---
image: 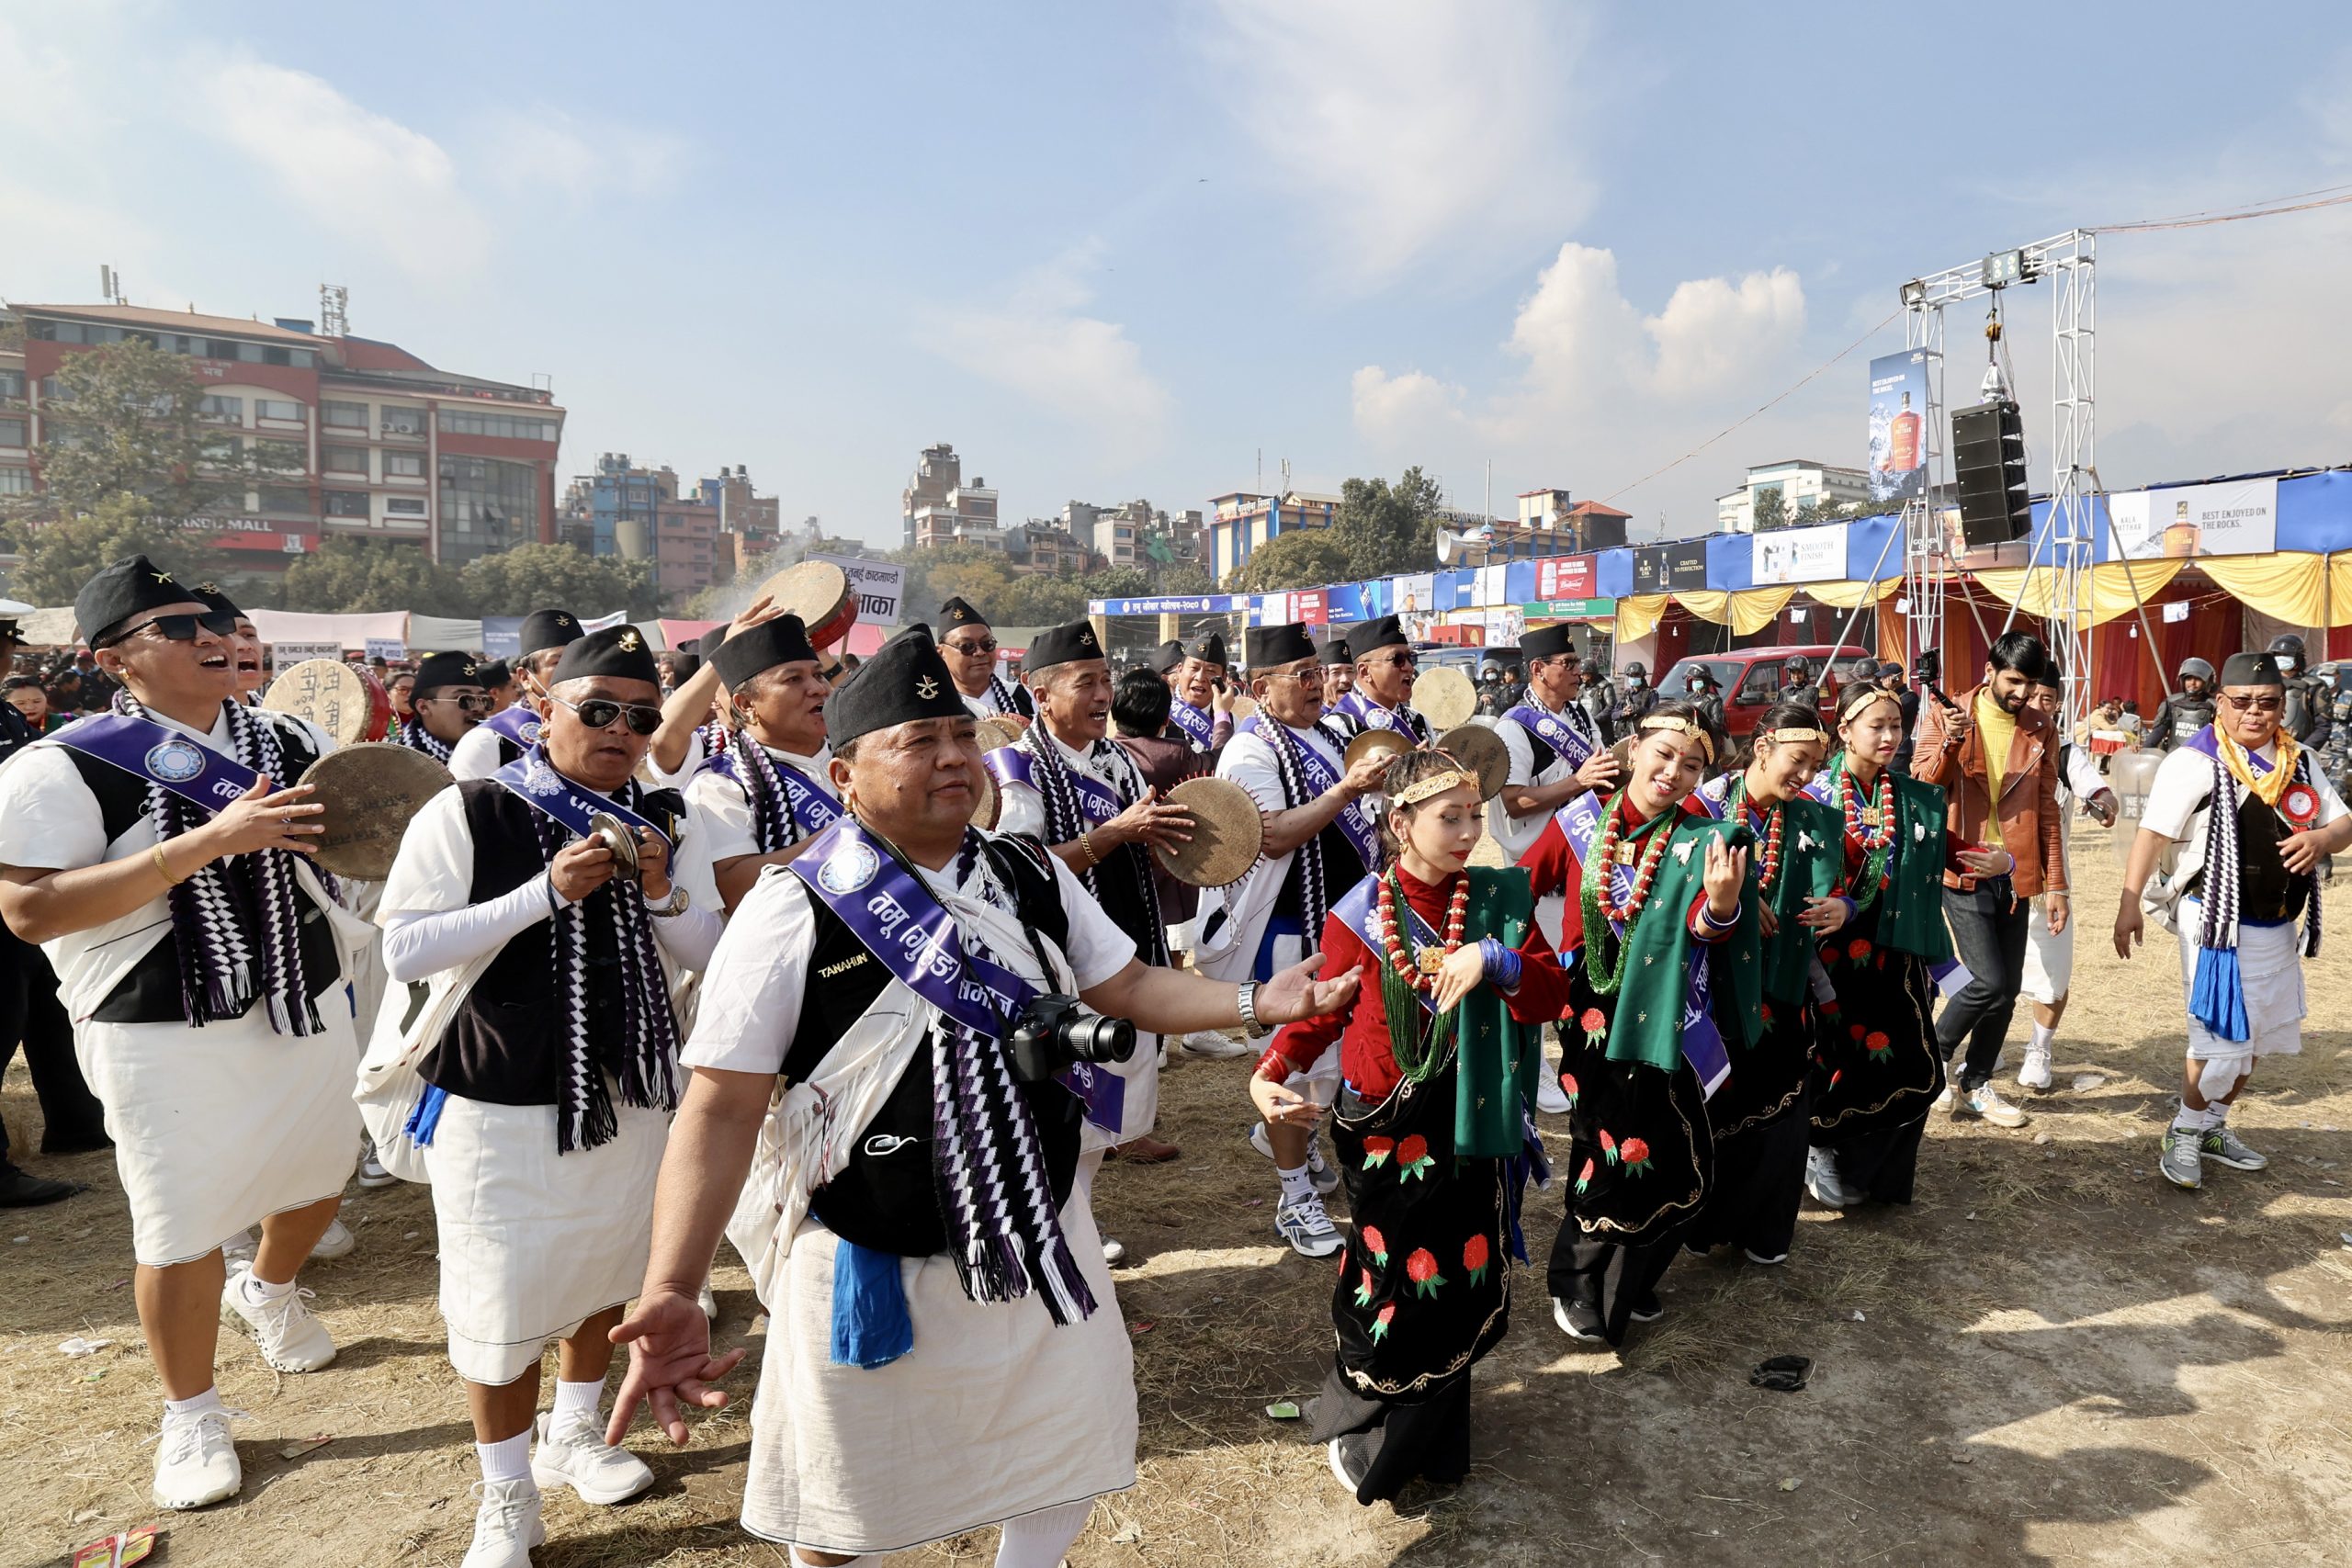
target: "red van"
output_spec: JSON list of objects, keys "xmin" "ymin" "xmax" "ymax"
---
[{"xmin": 1657, "ymin": 643, "xmax": 1877, "ymax": 740}]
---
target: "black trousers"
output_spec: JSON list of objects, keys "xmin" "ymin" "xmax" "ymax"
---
[
  {"xmin": 1936, "ymin": 880, "xmax": 2031, "ymax": 1089},
  {"xmin": 1815, "ymin": 1116, "xmax": 1928, "ymax": 1205},
  {"xmin": 1544, "ymin": 1224, "xmax": 1689, "ymax": 1348},
  {"xmin": 1309, "ymin": 1362, "xmax": 1473, "ymax": 1504},
  {"xmin": 1689, "ymin": 1102, "xmax": 1808, "ymax": 1261},
  {"xmin": 0, "ymin": 926, "xmax": 102, "ymax": 1169}
]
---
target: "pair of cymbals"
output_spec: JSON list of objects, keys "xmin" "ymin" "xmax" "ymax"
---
[{"xmin": 1339, "ymin": 722, "xmax": 1509, "ymax": 801}]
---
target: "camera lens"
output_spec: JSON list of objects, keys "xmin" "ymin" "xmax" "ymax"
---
[{"xmin": 1057, "ymin": 1012, "xmax": 1136, "ymax": 1066}]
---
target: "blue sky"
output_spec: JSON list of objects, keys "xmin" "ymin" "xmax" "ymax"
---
[{"xmin": 7, "ymin": 2, "xmax": 2352, "ymax": 551}]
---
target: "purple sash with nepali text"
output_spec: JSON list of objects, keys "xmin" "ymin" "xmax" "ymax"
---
[
  {"xmin": 48, "ymin": 713, "xmax": 262, "ymax": 813},
  {"xmin": 1236, "ymin": 716, "xmax": 1379, "ymax": 871}
]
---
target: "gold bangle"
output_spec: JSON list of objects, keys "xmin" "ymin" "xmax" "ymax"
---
[
  {"xmin": 150, "ymin": 843, "xmax": 183, "ymax": 886},
  {"xmin": 1080, "ymin": 830, "xmax": 1099, "ymax": 867}
]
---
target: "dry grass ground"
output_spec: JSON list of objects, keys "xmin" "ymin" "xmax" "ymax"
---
[{"xmin": 6, "ymin": 824, "xmax": 2352, "ymax": 1566}]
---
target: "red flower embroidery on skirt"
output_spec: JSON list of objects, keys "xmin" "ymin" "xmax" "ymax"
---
[
  {"xmin": 1406, "ymin": 1247, "xmax": 1447, "ymax": 1299},
  {"xmin": 1579, "ymin": 1007, "xmax": 1608, "ymax": 1048},
  {"xmin": 1620, "ymin": 1135, "xmax": 1652, "ymax": 1173},
  {"xmin": 1361, "ymin": 1135, "xmax": 1395, "ymax": 1170},
  {"xmin": 1575, "ymin": 1156, "xmax": 1595, "ymax": 1195},
  {"xmin": 1360, "ymin": 1225, "xmax": 1389, "ymax": 1267},
  {"xmin": 1599, "ymin": 1128, "xmax": 1620, "ymax": 1166},
  {"xmin": 1396, "ymin": 1134, "xmax": 1435, "ymax": 1182},
  {"xmin": 1463, "ymin": 1233, "xmax": 1491, "ymax": 1287}
]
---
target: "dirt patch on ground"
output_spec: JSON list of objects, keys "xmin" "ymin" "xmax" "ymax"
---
[{"xmin": 6, "ymin": 828, "xmax": 2351, "ymax": 1566}]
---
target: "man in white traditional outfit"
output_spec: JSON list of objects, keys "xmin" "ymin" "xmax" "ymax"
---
[
  {"xmin": 681, "ymin": 613, "xmax": 840, "ymax": 914},
  {"xmin": 1487, "ymin": 622, "xmax": 1620, "ymax": 1113},
  {"xmin": 1324, "ymin": 615, "xmax": 1432, "ymax": 744},
  {"xmin": 2116, "ymin": 650, "xmax": 2352, "ymax": 1190},
  {"xmin": 939, "ymin": 595, "xmax": 1035, "ymax": 723},
  {"xmin": 1162, "ymin": 630, "xmax": 1236, "ymax": 755},
  {"xmin": 600, "ymin": 626, "xmax": 1356, "ymax": 1568},
  {"xmin": 1193, "ymin": 624, "xmax": 1389, "ymax": 1257},
  {"xmin": 448, "ymin": 607, "xmax": 585, "ymax": 782},
  {"xmin": 371, "ymin": 624, "xmax": 722, "ymax": 1568},
  {"xmin": 0, "ymin": 556, "xmax": 363, "ymax": 1511},
  {"xmin": 640, "ymin": 596, "xmax": 792, "ymax": 790},
  {"xmin": 2015, "ymin": 658, "xmax": 2120, "ymax": 1093},
  {"xmin": 989, "ymin": 620, "xmax": 1194, "ymax": 1174},
  {"xmin": 395, "ymin": 650, "xmax": 489, "ymax": 766}
]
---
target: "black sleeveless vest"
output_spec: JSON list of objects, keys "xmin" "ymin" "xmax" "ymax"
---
[
  {"xmin": 65, "ymin": 716, "xmax": 340, "ymax": 1024},
  {"xmin": 781, "ymin": 833, "xmax": 1085, "ymax": 1258},
  {"xmin": 415, "ymin": 777, "xmax": 684, "ymax": 1105}
]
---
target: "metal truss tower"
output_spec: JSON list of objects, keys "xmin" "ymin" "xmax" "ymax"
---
[{"xmin": 1895, "ymin": 229, "xmax": 2097, "ymax": 728}]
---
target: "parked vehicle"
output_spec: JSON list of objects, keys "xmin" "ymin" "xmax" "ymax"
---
[{"xmin": 1657, "ymin": 642, "xmax": 1874, "ymax": 739}]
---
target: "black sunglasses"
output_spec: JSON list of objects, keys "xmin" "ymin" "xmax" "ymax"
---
[
  {"xmin": 100, "ymin": 610, "xmax": 239, "ymax": 649},
  {"xmin": 551, "ymin": 692, "xmax": 662, "ymax": 736}
]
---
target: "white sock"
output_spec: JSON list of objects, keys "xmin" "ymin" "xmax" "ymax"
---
[
  {"xmin": 2208, "ymin": 1101, "xmax": 2230, "ymax": 1126},
  {"xmin": 242, "ymin": 1270, "xmax": 296, "ymax": 1302},
  {"xmin": 995, "ymin": 1499, "xmax": 1094, "ymax": 1568},
  {"xmin": 2030, "ymin": 1023, "xmax": 2055, "ymax": 1054},
  {"xmin": 2173, "ymin": 1103, "xmax": 2222, "ymax": 1134},
  {"xmin": 551, "ymin": 1375, "xmax": 605, "ymax": 1433},
  {"xmin": 1277, "ymin": 1164, "xmax": 1315, "ymax": 1204},
  {"xmin": 476, "ymin": 1429, "xmax": 532, "ymax": 1484},
  {"xmin": 164, "ymin": 1386, "xmax": 224, "ymax": 1420}
]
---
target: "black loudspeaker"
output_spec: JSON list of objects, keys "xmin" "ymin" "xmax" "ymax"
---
[{"xmin": 1951, "ymin": 400, "xmax": 2030, "ymax": 547}]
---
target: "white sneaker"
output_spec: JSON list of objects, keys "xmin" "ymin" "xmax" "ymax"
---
[
  {"xmin": 462, "ymin": 1477, "xmax": 546, "ymax": 1567},
  {"xmin": 219, "ymin": 1264, "xmax": 336, "ymax": 1372},
  {"xmin": 1935, "ymin": 1080, "xmax": 1956, "ymax": 1111},
  {"xmin": 149, "ymin": 1404, "xmax": 243, "ymax": 1509},
  {"xmin": 532, "ymin": 1410, "xmax": 654, "ymax": 1506},
  {"xmin": 356, "ymin": 1138, "xmax": 395, "ymax": 1188},
  {"xmin": 1178, "ymin": 1030, "xmax": 1252, "ymax": 1058},
  {"xmin": 1248, "ymin": 1122, "xmax": 1340, "ymax": 1195},
  {"xmin": 309, "ymin": 1218, "xmax": 356, "ymax": 1260},
  {"xmin": 1102, "ymin": 1237, "xmax": 1128, "ymax": 1265},
  {"xmin": 1535, "ymin": 1070, "xmax": 1572, "ymax": 1115},
  {"xmin": 1955, "ymin": 1083, "xmax": 2030, "ymax": 1128},
  {"xmin": 2018, "ymin": 1044, "xmax": 2053, "ymax": 1092},
  {"xmin": 1804, "ymin": 1146, "xmax": 1855, "ymax": 1209},
  {"xmin": 1274, "ymin": 1194, "xmax": 1345, "ymax": 1258}
]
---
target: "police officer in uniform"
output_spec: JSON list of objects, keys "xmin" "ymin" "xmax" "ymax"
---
[
  {"xmin": 2150, "ymin": 658, "xmax": 2218, "ymax": 751},
  {"xmin": 1609, "ymin": 661, "xmax": 1657, "ymax": 733},
  {"xmin": 1780, "ymin": 655, "xmax": 1823, "ymax": 716},
  {"xmin": 2269, "ymin": 634, "xmax": 2332, "ymax": 750}
]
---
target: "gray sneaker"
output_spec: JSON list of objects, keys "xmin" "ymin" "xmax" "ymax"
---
[
  {"xmin": 2158, "ymin": 1127, "xmax": 2203, "ymax": 1190},
  {"xmin": 2199, "ymin": 1124, "xmax": 2268, "ymax": 1171},
  {"xmin": 1804, "ymin": 1146, "xmax": 1855, "ymax": 1209}
]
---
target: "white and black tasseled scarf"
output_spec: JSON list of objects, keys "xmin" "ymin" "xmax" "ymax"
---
[
  {"xmin": 515, "ymin": 748, "xmax": 682, "ymax": 1152},
  {"xmin": 931, "ymin": 832, "xmax": 1095, "ymax": 1323},
  {"xmin": 400, "ymin": 716, "xmax": 453, "ymax": 764},
  {"xmin": 1257, "ymin": 717, "xmax": 1332, "ymax": 942},
  {"xmin": 727, "ymin": 728, "xmax": 807, "ymax": 854},
  {"xmin": 1019, "ymin": 729, "xmax": 1169, "ymax": 965},
  {"xmin": 987, "ymin": 672, "xmax": 1029, "ymax": 716},
  {"xmin": 114, "ymin": 693, "xmax": 329, "ymax": 1035},
  {"xmin": 2197, "ymin": 750, "xmax": 2324, "ymax": 960}
]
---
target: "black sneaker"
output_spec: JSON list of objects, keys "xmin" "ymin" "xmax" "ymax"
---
[
  {"xmin": 1551, "ymin": 1295, "xmax": 1606, "ymax": 1342},
  {"xmin": 0, "ymin": 1168, "xmax": 78, "ymax": 1207},
  {"xmin": 1630, "ymin": 1292, "xmax": 1665, "ymax": 1324},
  {"xmin": 1327, "ymin": 1433, "xmax": 1375, "ymax": 1495},
  {"xmin": 40, "ymin": 1126, "xmax": 111, "ymax": 1156}
]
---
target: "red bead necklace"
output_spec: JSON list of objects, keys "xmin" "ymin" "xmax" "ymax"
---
[
  {"xmin": 1726, "ymin": 774, "xmax": 1789, "ymax": 894},
  {"xmin": 1375, "ymin": 868, "xmax": 1472, "ymax": 992},
  {"xmin": 1587, "ymin": 806, "xmax": 1675, "ymax": 928}
]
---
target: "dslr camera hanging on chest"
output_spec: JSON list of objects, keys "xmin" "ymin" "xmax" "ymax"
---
[
  {"xmin": 589, "ymin": 811, "xmax": 642, "ymax": 884},
  {"xmin": 1006, "ymin": 995, "xmax": 1136, "ymax": 1085}
]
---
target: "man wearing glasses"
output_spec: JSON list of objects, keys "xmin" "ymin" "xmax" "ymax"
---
[
  {"xmin": 2118, "ymin": 650, "xmax": 2352, "ymax": 1190},
  {"xmin": 397, "ymin": 651, "xmax": 489, "ymax": 765},
  {"xmin": 0, "ymin": 556, "xmax": 363, "ymax": 1510},
  {"xmin": 1164, "ymin": 631, "xmax": 1235, "ymax": 755},
  {"xmin": 1327, "ymin": 615, "xmax": 1432, "ymax": 744},
  {"xmin": 939, "ymin": 595, "xmax": 1034, "ymax": 724},
  {"xmin": 369, "ymin": 624, "xmax": 722, "ymax": 1566},
  {"xmin": 451, "ymin": 609, "xmax": 586, "ymax": 782}
]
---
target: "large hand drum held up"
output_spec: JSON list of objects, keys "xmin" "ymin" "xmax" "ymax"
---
[
  {"xmin": 1152, "ymin": 776, "xmax": 1264, "ymax": 888},
  {"xmin": 296, "ymin": 744, "xmax": 454, "ymax": 880}
]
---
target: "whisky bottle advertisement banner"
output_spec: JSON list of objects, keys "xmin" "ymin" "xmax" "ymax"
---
[{"xmin": 1867, "ymin": 349, "xmax": 1934, "ymax": 504}]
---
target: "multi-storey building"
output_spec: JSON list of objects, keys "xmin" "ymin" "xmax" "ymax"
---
[
  {"xmin": 4, "ymin": 300, "xmax": 564, "ymax": 579},
  {"xmin": 1515, "ymin": 489, "xmax": 1631, "ymax": 552},
  {"xmin": 565, "ymin": 454, "xmax": 751, "ymax": 602},
  {"xmin": 901, "ymin": 442, "xmax": 999, "ymax": 551},
  {"xmin": 1205, "ymin": 490, "xmax": 1341, "ymax": 584},
  {"xmin": 1006, "ymin": 522, "xmax": 1092, "ymax": 576},
  {"xmin": 1716, "ymin": 459, "xmax": 1870, "ymax": 533}
]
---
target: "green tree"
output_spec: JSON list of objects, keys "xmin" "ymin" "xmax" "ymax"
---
[
  {"xmin": 280, "ymin": 536, "xmax": 475, "ymax": 616},
  {"xmin": 1151, "ymin": 562, "xmax": 1213, "ymax": 595},
  {"xmin": 888, "ymin": 540, "xmax": 1008, "ymax": 621},
  {"xmin": 0, "ymin": 493, "xmax": 232, "ymax": 609},
  {"xmin": 1335, "ymin": 467, "xmax": 1445, "ymax": 581},
  {"xmin": 461, "ymin": 542, "xmax": 659, "ymax": 620},
  {"xmin": 1749, "ymin": 488, "xmax": 1790, "ymax": 532},
  {"xmin": 19, "ymin": 337, "xmax": 297, "ymax": 525},
  {"xmin": 925, "ymin": 555, "xmax": 1019, "ymax": 621},
  {"xmin": 1227, "ymin": 525, "xmax": 1353, "ymax": 592}
]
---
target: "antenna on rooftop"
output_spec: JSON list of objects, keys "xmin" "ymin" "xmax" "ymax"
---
[
  {"xmin": 98, "ymin": 265, "xmax": 125, "ymax": 305},
  {"xmin": 320, "ymin": 283, "xmax": 349, "ymax": 338}
]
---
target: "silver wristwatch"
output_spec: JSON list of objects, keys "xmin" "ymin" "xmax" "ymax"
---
[
  {"xmin": 1237, "ymin": 979, "xmax": 1262, "ymax": 1034},
  {"xmin": 644, "ymin": 883, "xmax": 690, "ymax": 918}
]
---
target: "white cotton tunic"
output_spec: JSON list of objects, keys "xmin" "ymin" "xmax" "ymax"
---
[
  {"xmin": 1487, "ymin": 697, "xmax": 1600, "ymax": 865},
  {"xmin": 378, "ymin": 783, "xmax": 720, "ymax": 1382},
  {"xmin": 0, "ymin": 708, "xmax": 361, "ymax": 1266},
  {"xmin": 683, "ymin": 848, "xmax": 1137, "ymax": 1555}
]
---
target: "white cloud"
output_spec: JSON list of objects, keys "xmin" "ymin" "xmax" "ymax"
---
[
  {"xmin": 929, "ymin": 245, "xmax": 1172, "ymax": 452},
  {"xmin": 1351, "ymin": 365, "xmax": 1466, "ymax": 443},
  {"xmin": 1643, "ymin": 268, "xmax": 1806, "ymax": 397},
  {"xmin": 1196, "ymin": 0, "xmax": 1595, "ymax": 287},
  {"xmin": 481, "ymin": 109, "xmax": 688, "ymax": 202},
  {"xmin": 198, "ymin": 59, "xmax": 486, "ymax": 276}
]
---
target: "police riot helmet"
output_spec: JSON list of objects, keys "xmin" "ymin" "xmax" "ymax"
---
[
  {"xmin": 2267, "ymin": 634, "xmax": 2308, "ymax": 672},
  {"xmin": 2177, "ymin": 657, "xmax": 2215, "ymax": 689}
]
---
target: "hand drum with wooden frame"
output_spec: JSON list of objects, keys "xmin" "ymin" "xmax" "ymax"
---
[
  {"xmin": 296, "ymin": 744, "xmax": 454, "ymax": 879},
  {"xmin": 1436, "ymin": 725, "xmax": 1510, "ymax": 800},
  {"xmin": 266, "ymin": 660, "xmax": 390, "ymax": 745},
  {"xmin": 754, "ymin": 560, "xmax": 856, "ymax": 651},
  {"xmin": 1412, "ymin": 666, "xmax": 1478, "ymax": 732},
  {"xmin": 1153, "ymin": 776, "xmax": 1264, "ymax": 888}
]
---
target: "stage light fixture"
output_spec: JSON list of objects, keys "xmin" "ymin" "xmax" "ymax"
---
[
  {"xmin": 1981, "ymin": 248, "xmax": 2033, "ymax": 288},
  {"xmin": 1901, "ymin": 278, "xmax": 1928, "ymax": 307}
]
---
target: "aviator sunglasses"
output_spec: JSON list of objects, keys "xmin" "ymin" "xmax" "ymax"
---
[
  {"xmin": 99, "ymin": 609, "xmax": 240, "ymax": 648},
  {"xmin": 550, "ymin": 692, "xmax": 663, "ymax": 736}
]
